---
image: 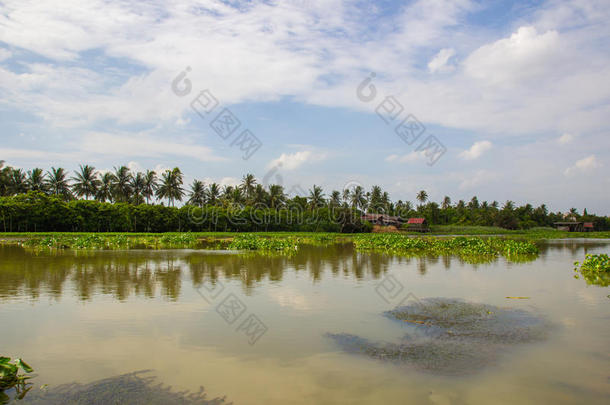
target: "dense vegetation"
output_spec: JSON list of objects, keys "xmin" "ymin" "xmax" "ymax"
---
[
  {"xmin": 1, "ymin": 161, "xmax": 608, "ymax": 232},
  {"xmin": 574, "ymin": 254, "xmax": 610, "ymax": 287},
  {"xmin": 353, "ymin": 234, "xmax": 539, "ymax": 262}
]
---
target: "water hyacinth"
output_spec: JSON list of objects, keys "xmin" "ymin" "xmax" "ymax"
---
[
  {"xmin": 353, "ymin": 235, "xmax": 538, "ymax": 262},
  {"xmin": 227, "ymin": 234, "xmax": 299, "ymax": 251},
  {"xmin": 574, "ymin": 254, "xmax": 610, "ymax": 287}
]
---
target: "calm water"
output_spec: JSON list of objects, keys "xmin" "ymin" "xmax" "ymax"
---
[{"xmin": 1, "ymin": 240, "xmax": 609, "ymax": 404}]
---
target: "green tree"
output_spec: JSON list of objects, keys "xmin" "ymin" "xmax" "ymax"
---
[
  {"xmin": 97, "ymin": 172, "xmax": 115, "ymax": 202},
  {"xmin": 27, "ymin": 168, "xmax": 47, "ymax": 193},
  {"xmin": 156, "ymin": 168, "xmax": 184, "ymax": 207},
  {"xmin": 240, "ymin": 173, "xmax": 257, "ymax": 202},
  {"xmin": 188, "ymin": 180, "xmax": 206, "ymax": 206},
  {"xmin": 71, "ymin": 165, "xmax": 100, "ymax": 200},
  {"xmin": 143, "ymin": 170, "xmax": 157, "ymax": 204},
  {"xmin": 112, "ymin": 166, "xmax": 133, "ymax": 202},
  {"xmin": 45, "ymin": 167, "xmax": 71, "ymax": 199},
  {"xmin": 308, "ymin": 185, "xmax": 325, "ymax": 209}
]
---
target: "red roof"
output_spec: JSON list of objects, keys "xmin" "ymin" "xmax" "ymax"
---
[
  {"xmin": 407, "ymin": 218, "xmax": 426, "ymax": 224},
  {"xmin": 584, "ymin": 222, "xmax": 594, "ymax": 228}
]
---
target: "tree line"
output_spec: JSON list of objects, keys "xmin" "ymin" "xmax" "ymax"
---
[{"xmin": 0, "ymin": 161, "xmax": 607, "ymax": 231}]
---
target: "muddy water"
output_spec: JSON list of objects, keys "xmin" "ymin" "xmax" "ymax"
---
[{"xmin": 0, "ymin": 240, "xmax": 608, "ymax": 404}]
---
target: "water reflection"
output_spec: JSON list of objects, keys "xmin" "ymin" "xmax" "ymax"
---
[{"xmin": 0, "ymin": 240, "xmax": 605, "ymax": 302}]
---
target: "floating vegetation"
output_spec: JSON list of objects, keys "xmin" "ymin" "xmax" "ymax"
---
[
  {"xmin": 0, "ymin": 356, "xmax": 34, "ymax": 404},
  {"xmin": 227, "ymin": 234, "xmax": 298, "ymax": 251},
  {"xmin": 21, "ymin": 234, "xmax": 200, "ymax": 250},
  {"xmin": 574, "ymin": 254, "xmax": 610, "ymax": 287},
  {"xmin": 327, "ymin": 298, "xmax": 549, "ymax": 375},
  {"xmin": 353, "ymin": 235, "xmax": 539, "ymax": 263},
  {"xmin": 18, "ymin": 370, "xmax": 231, "ymax": 405}
]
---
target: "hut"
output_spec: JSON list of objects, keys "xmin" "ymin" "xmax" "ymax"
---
[
  {"xmin": 361, "ymin": 214, "xmax": 403, "ymax": 227},
  {"xmin": 406, "ymin": 218, "xmax": 429, "ymax": 232},
  {"xmin": 553, "ymin": 222, "xmax": 584, "ymax": 232},
  {"xmin": 584, "ymin": 222, "xmax": 594, "ymax": 232}
]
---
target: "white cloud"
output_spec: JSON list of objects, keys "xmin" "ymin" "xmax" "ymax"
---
[
  {"xmin": 463, "ymin": 26, "xmax": 560, "ymax": 85},
  {"xmin": 268, "ymin": 150, "xmax": 326, "ymax": 171},
  {"xmin": 428, "ymin": 48, "xmax": 456, "ymax": 73},
  {"xmin": 558, "ymin": 133, "xmax": 576, "ymax": 145},
  {"xmin": 385, "ymin": 151, "xmax": 426, "ymax": 163},
  {"xmin": 564, "ymin": 154, "xmax": 601, "ymax": 176},
  {"xmin": 459, "ymin": 140, "xmax": 492, "ymax": 160}
]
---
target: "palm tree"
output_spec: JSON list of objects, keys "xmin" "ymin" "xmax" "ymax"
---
[
  {"xmin": 46, "ymin": 167, "xmax": 71, "ymax": 199},
  {"xmin": 143, "ymin": 170, "xmax": 157, "ymax": 204},
  {"xmin": 308, "ymin": 185, "xmax": 325, "ymax": 209},
  {"xmin": 112, "ymin": 166, "xmax": 133, "ymax": 202},
  {"xmin": 0, "ymin": 161, "xmax": 8, "ymax": 196},
  {"xmin": 252, "ymin": 184, "xmax": 268, "ymax": 205},
  {"xmin": 441, "ymin": 196, "xmax": 451, "ymax": 210},
  {"xmin": 350, "ymin": 185, "xmax": 367, "ymax": 210},
  {"xmin": 156, "ymin": 168, "xmax": 184, "ymax": 207},
  {"xmin": 416, "ymin": 190, "xmax": 428, "ymax": 206},
  {"xmin": 342, "ymin": 188, "xmax": 351, "ymax": 206},
  {"xmin": 27, "ymin": 168, "xmax": 47, "ymax": 193},
  {"xmin": 71, "ymin": 165, "xmax": 100, "ymax": 200},
  {"xmin": 188, "ymin": 180, "xmax": 206, "ymax": 206},
  {"xmin": 96, "ymin": 172, "xmax": 115, "ymax": 202},
  {"xmin": 131, "ymin": 172, "xmax": 146, "ymax": 205},
  {"xmin": 240, "ymin": 173, "xmax": 257, "ymax": 202},
  {"xmin": 268, "ymin": 184, "xmax": 286, "ymax": 209},
  {"xmin": 503, "ymin": 200, "xmax": 515, "ymax": 211},
  {"xmin": 329, "ymin": 190, "xmax": 341, "ymax": 207},
  {"xmin": 205, "ymin": 182, "xmax": 220, "ymax": 206},
  {"xmin": 7, "ymin": 168, "xmax": 27, "ymax": 195}
]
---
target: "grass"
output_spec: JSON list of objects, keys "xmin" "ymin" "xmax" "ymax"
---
[{"xmin": 410, "ymin": 225, "xmax": 610, "ymax": 239}]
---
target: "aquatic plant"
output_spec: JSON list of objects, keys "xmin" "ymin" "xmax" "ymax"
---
[
  {"xmin": 228, "ymin": 234, "xmax": 298, "ymax": 251},
  {"xmin": 0, "ymin": 356, "xmax": 34, "ymax": 403},
  {"xmin": 574, "ymin": 254, "xmax": 610, "ymax": 287},
  {"xmin": 353, "ymin": 235, "xmax": 538, "ymax": 262}
]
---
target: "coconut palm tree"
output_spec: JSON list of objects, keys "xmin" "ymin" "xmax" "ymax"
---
[
  {"xmin": 7, "ymin": 168, "xmax": 27, "ymax": 195},
  {"xmin": 112, "ymin": 166, "xmax": 133, "ymax": 202},
  {"xmin": 45, "ymin": 167, "xmax": 71, "ymax": 199},
  {"xmin": 350, "ymin": 185, "xmax": 367, "ymax": 211},
  {"xmin": 441, "ymin": 196, "xmax": 451, "ymax": 210},
  {"xmin": 71, "ymin": 165, "xmax": 100, "ymax": 200},
  {"xmin": 268, "ymin": 184, "xmax": 286, "ymax": 209},
  {"xmin": 96, "ymin": 172, "xmax": 115, "ymax": 202},
  {"xmin": 156, "ymin": 168, "xmax": 184, "ymax": 207},
  {"xmin": 240, "ymin": 173, "xmax": 257, "ymax": 202},
  {"xmin": 131, "ymin": 172, "xmax": 146, "ymax": 205},
  {"xmin": 308, "ymin": 185, "xmax": 325, "ymax": 209},
  {"xmin": 188, "ymin": 180, "xmax": 206, "ymax": 206},
  {"xmin": 205, "ymin": 182, "xmax": 221, "ymax": 206},
  {"xmin": 329, "ymin": 190, "xmax": 341, "ymax": 207},
  {"xmin": 416, "ymin": 190, "xmax": 428, "ymax": 206},
  {"xmin": 143, "ymin": 170, "xmax": 157, "ymax": 204},
  {"xmin": 0, "ymin": 161, "xmax": 9, "ymax": 196},
  {"xmin": 27, "ymin": 168, "xmax": 47, "ymax": 193}
]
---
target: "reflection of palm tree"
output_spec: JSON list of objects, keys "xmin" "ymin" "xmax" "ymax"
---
[
  {"xmin": 46, "ymin": 167, "xmax": 71, "ymax": 199},
  {"xmin": 71, "ymin": 165, "xmax": 100, "ymax": 200},
  {"xmin": 188, "ymin": 180, "xmax": 206, "ymax": 206}
]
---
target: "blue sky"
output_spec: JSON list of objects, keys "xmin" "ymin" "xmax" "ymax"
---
[{"xmin": 0, "ymin": 0, "xmax": 608, "ymax": 213}]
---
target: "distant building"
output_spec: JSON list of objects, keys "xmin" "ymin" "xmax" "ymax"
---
[
  {"xmin": 584, "ymin": 222, "xmax": 594, "ymax": 232},
  {"xmin": 553, "ymin": 222, "xmax": 584, "ymax": 232},
  {"xmin": 361, "ymin": 214, "xmax": 403, "ymax": 227},
  {"xmin": 406, "ymin": 218, "xmax": 429, "ymax": 232}
]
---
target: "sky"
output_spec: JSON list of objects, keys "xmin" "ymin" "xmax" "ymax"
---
[{"xmin": 0, "ymin": 0, "xmax": 608, "ymax": 214}]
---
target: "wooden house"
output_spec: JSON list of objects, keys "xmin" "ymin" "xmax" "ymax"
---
[
  {"xmin": 584, "ymin": 222, "xmax": 594, "ymax": 232},
  {"xmin": 553, "ymin": 222, "xmax": 584, "ymax": 232},
  {"xmin": 361, "ymin": 214, "xmax": 403, "ymax": 227},
  {"xmin": 406, "ymin": 218, "xmax": 429, "ymax": 232}
]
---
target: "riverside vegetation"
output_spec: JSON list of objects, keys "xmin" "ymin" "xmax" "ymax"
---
[{"xmin": 574, "ymin": 254, "xmax": 610, "ymax": 287}]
